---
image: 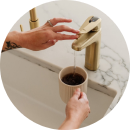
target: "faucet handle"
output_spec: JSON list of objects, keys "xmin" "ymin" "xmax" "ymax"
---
[
  {"xmin": 79, "ymin": 16, "xmax": 101, "ymax": 34},
  {"xmin": 20, "ymin": 24, "xmax": 24, "ymax": 32}
]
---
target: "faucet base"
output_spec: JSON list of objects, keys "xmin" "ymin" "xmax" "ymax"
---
[{"xmin": 84, "ymin": 65, "xmax": 99, "ymax": 71}]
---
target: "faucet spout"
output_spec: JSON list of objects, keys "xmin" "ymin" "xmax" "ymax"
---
[{"xmin": 72, "ymin": 16, "xmax": 101, "ymax": 71}]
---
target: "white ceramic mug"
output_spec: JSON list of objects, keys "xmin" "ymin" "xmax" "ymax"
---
[{"xmin": 59, "ymin": 66, "xmax": 88, "ymax": 104}]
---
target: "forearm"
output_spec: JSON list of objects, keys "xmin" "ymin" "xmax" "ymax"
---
[
  {"xmin": 59, "ymin": 117, "xmax": 82, "ymax": 130},
  {"xmin": 2, "ymin": 31, "xmax": 24, "ymax": 52}
]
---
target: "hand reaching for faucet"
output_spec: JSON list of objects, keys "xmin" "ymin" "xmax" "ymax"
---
[
  {"xmin": 2, "ymin": 18, "xmax": 79, "ymax": 52},
  {"xmin": 59, "ymin": 88, "xmax": 90, "ymax": 130}
]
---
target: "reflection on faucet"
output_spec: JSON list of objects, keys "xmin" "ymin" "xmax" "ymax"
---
[{"xmin": 72, "ymin": 16, "xmax": 101, "ymax": 71}]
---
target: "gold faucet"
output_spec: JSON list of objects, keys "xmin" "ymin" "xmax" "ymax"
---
[
  {"xmin": 72, "ymin": 16, "xmax": 101, "ymax": 71},
  {"xmin": 20, "ymin": 7, "xmax": 39, "ymax": 31}
]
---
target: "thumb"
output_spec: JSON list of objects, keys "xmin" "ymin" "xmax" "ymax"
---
[
  {"xmin": 46, "ymin": 39, "xmax": 58, "ymax": 45},
  {"xmin": 80, "ymin": 92, "xmax": 84, "ymax": 98},
  {"xmin": 41, "ymin": 40, "xmax": 58, "ymax": 49},
  {"xmin": 73, "ymin": 88, "xmax": 81, "ymax": 99}
]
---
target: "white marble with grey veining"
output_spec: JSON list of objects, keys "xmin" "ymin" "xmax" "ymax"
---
[{"xmin": 9, "ymin": 1, "xmax": 129, "ymax": 111}]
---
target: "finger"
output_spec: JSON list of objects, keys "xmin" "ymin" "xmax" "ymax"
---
[
  {"xmin": 50, "ymin": 18, "xmax": 72, "ymax": 26},
  {"xmin": 47, "ymin": 39, "xmax": 57, "ymax": 45},
  {"xmin": 54, "ymin": 33, "xmax": 79, "ymax": 40},
  {"xmin": 72, "ymin": 88, "xmax": 81, "ymax": 99},
  {"xmin": 41, "ymin": 40, "xmax": 57, "ymax": 49},
  {"xmin": 84, "ymin": 92, "xmax": 88, "ymax": 100},
  {"xmin": 55, "ymin": 39, "xmax": 58, "ymax": 42},
  {"xmin": 52, "ymin": 25, "xmax": 79, "ymax": 33},
  {"xmin": 80, "ymin": 92, "xmax": 88, "ymax": 100},
  {"xmin": 80, "ymin": 92, "xmax": 84, "ymax": 99}
]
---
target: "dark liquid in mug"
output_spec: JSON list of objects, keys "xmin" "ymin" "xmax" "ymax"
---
[{"xmin": 62, "ymin": 73, "xmax": 85, "ymax": 85}]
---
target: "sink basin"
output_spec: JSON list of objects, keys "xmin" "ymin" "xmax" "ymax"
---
[{"xmin": 1, "ymin": 51, "xmax": 117, "ymax": 129}]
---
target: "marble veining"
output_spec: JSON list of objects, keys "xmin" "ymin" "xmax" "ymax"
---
[{"xmin": 9, "ymin": 1, "xmax": 129, "ymax": 111}]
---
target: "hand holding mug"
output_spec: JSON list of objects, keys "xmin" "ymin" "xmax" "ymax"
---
[{"xmin": 66, "ymin": 88, "xmax": 90, "ymax": 123}]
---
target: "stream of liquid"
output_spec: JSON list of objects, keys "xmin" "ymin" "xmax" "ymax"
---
[
  {"xmin": 62, "ymin": 51, "xmax": 85, "ymax": 85},
  {"xmin": 73, "ymin": 50, "xmax": 76, "ymax": 75}
]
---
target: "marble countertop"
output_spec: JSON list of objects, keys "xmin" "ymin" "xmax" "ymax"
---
[{"xmin": 9, "ymin": 1, "xmax": 129, "ymax": 110}]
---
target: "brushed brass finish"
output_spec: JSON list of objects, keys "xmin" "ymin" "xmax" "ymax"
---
[
  {"xmin": 30, "ymin": 8, "xmax": 37, "ymax": 21},
  {"xmin": 29, "ymin": 8, "xmax": 39, "ymax": 29},
  {"xmin": 85, "ymin": 31, "xmax": 101, "ymax": 70},
  {"xmin": 19, "ymin": 8, "xmax": 39, "ymax": 31},
  {"xmin": 72, "ymin": 16, "xmax": 101, "ymax": 71},
  {"xmin": 20, "ymin": 24, "xmax": 23, "ymax": 32},
  {"xmin": 29, "ymin": 19, "xmax": 39, "ymax": 29}
]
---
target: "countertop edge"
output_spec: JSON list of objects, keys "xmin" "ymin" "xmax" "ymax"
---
[{"xmin": 8, "ymin": 49, "xmax": 117, "ymax": 98}]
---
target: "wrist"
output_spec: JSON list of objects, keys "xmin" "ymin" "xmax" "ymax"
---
[
  {"xmin": 65, "ymin": 116, "xmax": 82, "ymax": 128},
  {"xmin": 66, "ymin": 112, "xmax": 84, "ymax": 124},
  {"xmin": 17, "ymin": 31, "xmax": 26, "ymax": 48},
  {"xmin": 2, "ymin": 31, "xmax": 23, "ymax": 52},
  {"xmin": 12, "ymin": 31, "xmax": 29, "ymax": 49},
  {"xmin": 18, "ymin": 31, "xmax": 30, "ymax": 49},
  {"xmin": 9, "ymin": 31, "xmax": 24, "ymax": 47}
]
